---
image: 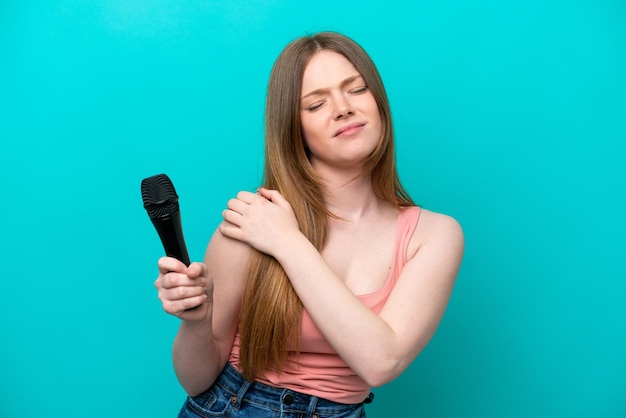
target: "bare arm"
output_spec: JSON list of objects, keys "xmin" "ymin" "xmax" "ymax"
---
[
  {"xmin": 155, "ymin": 228, "xmax": 250, "ymax": 395},
  {"xmin": 220, "ymin": 189, "xmax": 464, "ymax": 387},
  {"xmin": 277, "ymin": 210, "xmax": 463, "ymax": 386}
]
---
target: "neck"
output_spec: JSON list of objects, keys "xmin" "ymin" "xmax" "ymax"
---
[{"xmin": 318, "ymin": 170, "xmax": 381, "ymax": 222}]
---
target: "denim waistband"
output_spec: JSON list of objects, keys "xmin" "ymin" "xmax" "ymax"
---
[{"xmin": 215, "ymin": 363, "xmax": 373, "ymax": 415}]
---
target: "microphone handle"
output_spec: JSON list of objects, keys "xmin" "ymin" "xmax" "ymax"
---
[
  {"xmin": 151, "ymin": 212, "xmax": 191, "ymax": 266},
  {"xmin": 151, "ymin": 212, "xmax": 200, "ymax": 311}
]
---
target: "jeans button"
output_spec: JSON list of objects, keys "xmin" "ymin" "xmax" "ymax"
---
[{"xmin": 283, "ymin": 393, "xmax": 294, "ymax": 405}]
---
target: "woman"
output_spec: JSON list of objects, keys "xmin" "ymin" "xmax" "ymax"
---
[{"xmin": 155, "ymin": 31, "xmax": 464, "ymax": 417}]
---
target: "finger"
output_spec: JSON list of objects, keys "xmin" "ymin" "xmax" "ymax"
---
[
  {"xmin": 236, "ymin": 190, "xmax": 259, "ymax": 204},
  {"xmin": 258, "ymin": 188, "xmax": 290, "ymax": 208},
  {"xmin": 179, "ymin": 295, "xmax": 207, "ymax": 313},
  {"xmin": 158, "ymin": 271, "xmax": 204, "ymax": 290},
  {"xmin": 157, "ymin": 281, "xmax": 207, "ymax": 312},
  {"xmin": 163, "ymin": 283, "xmax": 206, "ymax": 301},
  {"xmin": 257, "ymin": 187, "xmax": 277, "ymax": 201},
  {"xmin": 158, "ymin": 256, "xmax": 187, "ymax": 275},
  {"xmin": 163, "ymin": 294, "xmax": 208, "ymax": 316},
  {"xmin": 176, "ymin": 295, "xmax": 208, "ymax": 314},
  {"xmin": 186, "ymin": 262, "xmax": 207, "ymax": 279},
  {"xmin": 219, "ymin": 221, "xmax": 245, "ymax": 242},
  {"xmin": 227, "ymin": 197, "xmax": 249, "ymax": 215},
  {"xmin": 222, "ymin": 208, "xmax": 244, "ymax": 226}
]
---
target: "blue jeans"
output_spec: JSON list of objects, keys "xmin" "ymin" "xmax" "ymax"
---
[{"xmin": 178, "ymin": 363, "xmax": 373, "ymax": 417}]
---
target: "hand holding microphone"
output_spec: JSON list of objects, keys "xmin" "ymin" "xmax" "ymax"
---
[
  {"xmin": 155, "ymin": 256, "xmax": 210, "ymax": 318},
  {"xmin": 141, "ymin": 174, "xmax": 208, "ymax": 315}
]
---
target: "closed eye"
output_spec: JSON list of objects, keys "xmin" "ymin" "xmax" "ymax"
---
[
  {"xmin": 349, "ymin": 85, "xmax": 368, "ymax": 94},
  {"xmin": 306, "ymin": 101, "xmax": 325, "ymax": 112}
]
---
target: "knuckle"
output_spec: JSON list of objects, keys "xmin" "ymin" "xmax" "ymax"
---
[
  {"xmin": 157, "ymin": 288, "xmax": 170, "ymax": 302},
  {"xmin": 162, "ymin": 303, "xmax": 176, "ymax": 315},
  {"xmin": 166, "ymin": 273, "xmax": 179, "ymax": 288}
]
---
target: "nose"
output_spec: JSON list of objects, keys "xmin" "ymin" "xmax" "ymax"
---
[{"xmin": 333, "ymin": 94, "xmax": 354, "ymax": 120}]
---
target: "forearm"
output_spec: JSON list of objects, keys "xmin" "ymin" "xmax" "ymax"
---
[
  {"xmin": 275, "ymin": 235, "xmax": 405, "ymax": 386},
  {"xmin": 172, "ymin": 318, "xmax": 226, "ymax": 396}
]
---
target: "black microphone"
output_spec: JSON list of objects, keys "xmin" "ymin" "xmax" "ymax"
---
[{"xmin": 141, "ymin": 174, "xmax": 191, "ymax": 266}]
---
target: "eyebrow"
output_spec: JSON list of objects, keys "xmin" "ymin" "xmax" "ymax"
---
[{"xmin": 301, "ymin": 74, "xmax": 364, "ymax": 99}]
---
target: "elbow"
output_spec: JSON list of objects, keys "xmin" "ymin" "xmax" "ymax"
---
[
  {"xmin": 358, "ymin": 342, "xmax": 429, "ymax": 387},
  {"xmin": 177, "ymin": 377, "xmax": 213, "ymax": 398},
  {"xmin": 185, "ymin": 387, "xmax": 205, "ymax": 398},
  {"xmin": 363, "ymin": 374, "xmax": 395, "ymax": 389},
  {"xmin": 360, "ymin": 356, "xmax": 405, "ymax": 388}
]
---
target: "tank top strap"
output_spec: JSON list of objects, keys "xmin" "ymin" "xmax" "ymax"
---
[{"xmin": 395, "ymin": 206, "xmax": 421, "ymax": 270}]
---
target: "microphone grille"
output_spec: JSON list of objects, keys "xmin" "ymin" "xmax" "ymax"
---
[{"xmin": 141, "ymin": 174, "xmax": 180, "ymax": 219}]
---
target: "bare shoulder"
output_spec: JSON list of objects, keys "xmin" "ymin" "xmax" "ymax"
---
[
  {"xmin": 408, "ymin": 208, "xmax": 464, "ymax": 261},
  {"xmin": 205, "ymin": 222, "xmax": 254, "ymax": 293},
  {"xmin": 417, "ymin": 208, "xmax": 463, "ymax": 238},
  {"xmin": 206, "ymin": 222, "xmax": 254, "ymax": 263}
]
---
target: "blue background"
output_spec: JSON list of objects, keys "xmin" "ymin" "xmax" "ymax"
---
[{"xmin": 1, "ymin": 1, "xmax": 624, "ymax": 417}]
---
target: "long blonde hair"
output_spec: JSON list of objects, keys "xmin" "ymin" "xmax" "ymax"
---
[{"xmin": 238, "ymin": 32, "xmax": 414, "ymax": 381}]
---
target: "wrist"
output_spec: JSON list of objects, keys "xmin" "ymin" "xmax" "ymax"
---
[
  {"xmin": 180, "ymin": 314, "xmax": 213, "ymax": 339},
  {"xmin": 273, "ymin": 231, "xmax": 312, "ymax": 266}
]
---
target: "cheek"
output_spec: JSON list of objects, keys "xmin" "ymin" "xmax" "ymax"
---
[
  {"xmin": 300, "ymin": 113, "xmax": 323, "ymax": 145},
  {"xmin": 360, "ymin": 94, "xmax": 382, "ymax": 126},
  {"xmin": 367, "ymin": 103, "xmax": 383, "ymax": 138},
  {"xmin": 369, "ymin": 97, "xmax": 383, "ymax": 136}
]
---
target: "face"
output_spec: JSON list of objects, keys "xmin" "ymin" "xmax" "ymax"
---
[{"xmin": 299, "ymin": 50, "xmax": 382, "ymax": 173}]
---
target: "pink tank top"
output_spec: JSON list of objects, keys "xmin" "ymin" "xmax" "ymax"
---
[{"xmin": 228, "ymin": 206, "xmax": 421, "ymax": 404}]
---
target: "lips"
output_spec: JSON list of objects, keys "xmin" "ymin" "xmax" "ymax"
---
[{"xmin": 333, "ymin": 122, "xmax": 366, "ymax": 138}]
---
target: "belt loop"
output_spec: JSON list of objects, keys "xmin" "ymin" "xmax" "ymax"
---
[
  {"xmin": 307, "ymin": 395, "xmax": 319, "ymax": 417},
  {"xmin": 230, "ymin": 378, "xmax": 253, "ymax": 410}
]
